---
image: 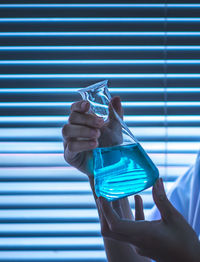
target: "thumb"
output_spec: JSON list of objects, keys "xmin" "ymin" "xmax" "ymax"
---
[
  {"xmin": 108, "ymin": 96, "xmax": 124, "ymax": 131},
  {"xmin": 109, "ymin": 96, "xmax": 123, "ymax": 120},
  {"xmin": 152, "ymin": 178, "xmax": 177, "ymax": 222}
]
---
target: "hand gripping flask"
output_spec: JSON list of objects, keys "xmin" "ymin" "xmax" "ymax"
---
[{"xmin": 78, "ymin": 80, "xmax": 159, "ymax": 201}]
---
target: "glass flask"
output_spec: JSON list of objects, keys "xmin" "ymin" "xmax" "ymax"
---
[{"xmin": 78, "ymin": 80, "xmax": 159, "ymax": 201}]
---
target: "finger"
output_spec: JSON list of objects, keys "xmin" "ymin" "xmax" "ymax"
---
[
  {"xmin": 99, "ymin": 197, "xmax": 138, "ymax": 235},
  {"xmin": 117, "ymin": 198, "xmax": 134, "ymax": 220},
  {"xmin": 108, "ymin": 96, "xmax": 123, "ymax": 131},
  {"xmin": 67, "ymin": 138, "xmax": 98, "ymax": 153},
  {"xmin": 99, "ymin": 197, "xmax": 149, "ymax": 237},
  {"xmin": 62, "ymin": 124, "xmax": 101, "ymax": 140},
  {"xmin": 96, "ymin": 199, "xmax": 130, "ymax": 242},
  {"xmin": 69, "ymin": 111, "xmax": 104, "ymax": 128},
  {"xmin": 98, "ymin": 197, "xmax": 120, "ymax": 229},
  {"xmin": 111, "ymin": 96, "xmax": 123, "ymax": 119},
  {"xmin": 96, "ymin": 198, "xmax": 111, "ymax": 236},
  {"xmin": 134, "ymin": 195, "xmax": 145, "ymax": 221},
  {"xmin": 71, "ymin": 100, "xmax": 90, "ymax": 113},
  {"xmin": 152, "ymin": 178, "xmax": 177, "ymax": 222},
  {"xmin": 111, "ymin": 200, "xmax": 124, "ymax": 218}
]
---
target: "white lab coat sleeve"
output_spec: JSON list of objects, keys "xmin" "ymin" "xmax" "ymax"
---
[
  {"xmin": 147, "ymin": 164, "xmax": 194, "ymax": 222},
  {"xmin": 148, "ymin": 152, "xmax": 200, "ymax": 262}
]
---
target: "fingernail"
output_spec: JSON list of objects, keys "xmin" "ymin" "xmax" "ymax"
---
[{"xmin": 81, "ymin": 101, "xmax": 88, "ymax": 110}]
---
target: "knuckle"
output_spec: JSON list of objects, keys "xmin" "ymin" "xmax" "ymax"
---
[
  {"xmin": 62, "ymin": 124, "xmax": 69, "ymax": 137},
  {"xmin": 70, "ymin": 101, "xmax": 80, "ymax": 112},
  {"xmin": 68, "ymin": 112, "xmax": 75, "ymax": 124},
  {"xmin": 90, "ymin": 128, "xmax": 100, "ymax": 138},
  {"xmin": 67, "ymin": 141, "xmax": 74, "ymax": 152},
  {"xmin": 70, "ymin": 102, "xmax": 76, "ymax": 112}
]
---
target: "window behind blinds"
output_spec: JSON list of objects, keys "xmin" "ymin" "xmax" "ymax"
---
[{"xmin": 0, "ymin": 1, "xmax": 200, "ymax": 261}]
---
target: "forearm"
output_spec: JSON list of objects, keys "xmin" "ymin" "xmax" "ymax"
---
[{"xmin": 89, "ymin": 177, "xmax": 149, "ymax": 262}]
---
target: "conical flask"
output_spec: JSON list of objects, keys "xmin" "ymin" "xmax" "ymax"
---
[{"xmin": 78, "ymin": 80, "xmax": 159, "ymax": 201}]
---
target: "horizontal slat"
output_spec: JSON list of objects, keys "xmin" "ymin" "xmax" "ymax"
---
[
  {"xmin": 0, "ymin": 209, "xmax": 99, "ymax": 223},
  {"xmin": 1, "ymin": 45, "xmax": 200, "ymax": 50},
  {"xmin": 1, "ymin": 65, "xmax": 200, "ymax": 75},
  {"xmin": 2, "ymin": 59, "xmax": 200, "ymax": 64},
  {"xmin": 2, "ymin": 78, "xmax": 200, "ymax": 88},
  {"xmin": 2, "ymin": 61, "xmax": 200, "ymax": 74},
  {"xmin": 1, "ymin": 4, "xmax": 200, "ymax": 7},
  {"xmin": 1, "ymin": 32, "xmax": 200, "ymax": 36},
  {"xmin": 0, "ymin": 153, "xmax": 197, "ymax": 167},
  {"xmin": 1, "ymin": 116, "xmax": 200, "ymax": 128},
  {"xmin": 0, "ymin": 181, "xmax": 175, "ymax": 196},
  {"xmin": 2, "ymin": 4, "xmax": 200, "ymax": 7},
  {"xmin": 0, "ymin": 21, "xmax": 164, "ymax": 33},
  {"xmin": 0, "ymin": 224, "xmax": 101, "ymax": 236},
  {"xmin": 0, "ymin": 194, "xmax": 153, "ymax": 209},
  {"xmin": 2, "ymin": 18, "xmax": 200, "ymax": 22},
  {"xmin": 0, "ymin": 36, "xmax": 199, "ymax": 46},
  {"xmin": 0, "ymin": 141, "xmax": 199, "ymax": 153},
  {"xmin": 0, "ymin": 88, "xmax": 199, "ymax": 103},
  {"xmin": 0, "ymin": 127, "xmax": 199, "ymax": 142},
  {"xmin": 0, "ymin": 237, "xmax": 104, "ymax": 250},
  {"xmin": 0, "ymin": 250, "xmax": 107, "ymax": 261},
  {"xmin": 0, "ymin": 166, "xmax": 187, "ymax": 182},
  {"xmin": 0, "ymin": 167, "xmax": 87, "ymax": 181},
  {"xmin": 0, "ymin": 182, "xmax": 91, "ymax": 194},
  {"xmin": 1, "ymin": 46, "xmax": 200, "ymax": 60},
  {"xmin": 0, "ymin": 208, "xmax": 154, "ymax": 223},
  {"xmin": 1, "ymin": 20, "xmax": 200, "ymax": 33},
  {"xmin": 1, "ymin": 101, "xmax": 200, "ymax": 106},
  {"xmin": 2, "ymin": 73, "xmax": 200, "ymax": 78}
]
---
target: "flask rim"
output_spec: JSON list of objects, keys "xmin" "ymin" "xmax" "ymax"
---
[{"xmin": 77, "ymin": 80, "xmax": 108, "ymax": 94}]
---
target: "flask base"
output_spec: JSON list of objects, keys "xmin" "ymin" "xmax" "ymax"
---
[{"xmin": 93, "ymin": 143, "xmax": 159, "ymax": 201}]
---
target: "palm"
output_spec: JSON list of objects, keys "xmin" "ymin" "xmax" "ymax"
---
[
  {"xmin": 66, "ymin": 116, "xmax": 122, "ymax": 176},
  {"xmin": 65, "ymin": 98, "xmax": 123, "ymax": 176}
]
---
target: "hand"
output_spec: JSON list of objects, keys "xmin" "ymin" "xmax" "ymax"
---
[
  {"xmin": 97, "ymin": 178, "xmax": 200, "ymax": 262},
  {"xmin": 62, "ymin": 96, "xmax": 123, "ymax": 176}
]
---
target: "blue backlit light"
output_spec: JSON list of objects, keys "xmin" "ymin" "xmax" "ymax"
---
[
  {"xmin": 1, "ymin": 18, "xmax": 200, "ymax": 22},
  {"xmin": 0, "ymin": 102, "xmax": 199, "ymax": 107},
  {"xmin": 1, "ymin": 32, "xmax": 200, "ymax": 36},
  {"xmin": 0, "ymin": 88, "xmax": 200, "ymax": 93},
  {"xmin": 1, "ymin": 59, "xmax": 200, "ymax": 64},
  {"xmin": 1, "ymin": 115, "xmax": 200, "ymax": 123},
  {"xmin": 0, "ymin": 4, "xmax": 200, "ymax": 8},
  {"xmin": 1, "ymin": 74, "xmax": 200, "ymax": 78},
  {"xmin": 0, "ymin": 45, "xmax": 200, "ymax": 50}
]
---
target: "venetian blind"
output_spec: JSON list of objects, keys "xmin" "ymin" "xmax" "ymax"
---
[{"xmin": 0, "ymin": 1, "xmax": 200, "ymax": 261}]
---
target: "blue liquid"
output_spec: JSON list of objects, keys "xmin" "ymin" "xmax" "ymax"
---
[{"xmin": 93, "ymin": 143, "xmax": 159, "ymax": 201}]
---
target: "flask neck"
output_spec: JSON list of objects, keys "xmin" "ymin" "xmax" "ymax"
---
[{"xmin": 78, "ymin": 80, "xmax": 111, "ymax": 120}]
